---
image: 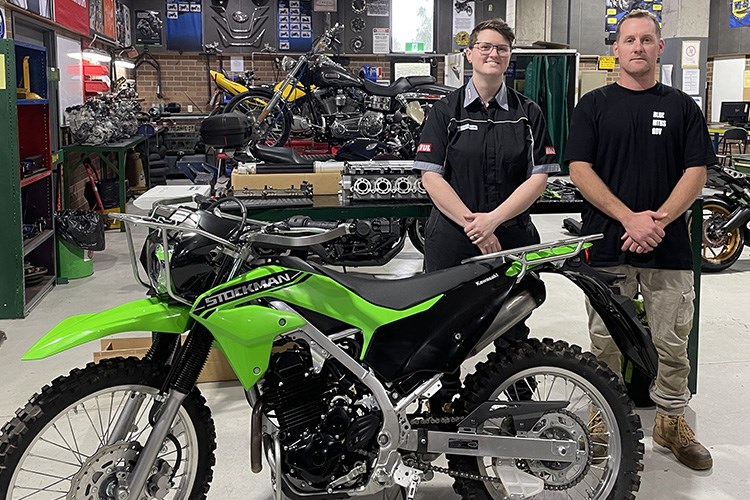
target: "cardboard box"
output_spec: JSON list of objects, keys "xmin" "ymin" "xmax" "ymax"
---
[
  {"xmin": 93, "ymin": 337, "xmax": 237, "ymax": 384},
  {"xmin": 231, "ymin": 171, "xmax": 341, "ymax": 195}
]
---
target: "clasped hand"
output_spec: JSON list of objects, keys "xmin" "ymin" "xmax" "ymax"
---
[
  {"xmin": 621, "ymin": 211, "xmax": 668, "ymax": 253},
  {"xmin": 464, "ymin": 213, "xmax": 502, "ymax": 254}
]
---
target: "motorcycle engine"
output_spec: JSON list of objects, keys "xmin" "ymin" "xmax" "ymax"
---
[
  {"xmin": 331, "ymin": 111, "xmax": 385, "ymax": 139},
  {"xmin": 261, "ymin": 340, "xmax": 382, "ymax": 489}
]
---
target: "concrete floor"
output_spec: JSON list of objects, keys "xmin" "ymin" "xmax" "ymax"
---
[{"xmin": 1, "ymin": 212, "xmax": 749, "ymax": 499}]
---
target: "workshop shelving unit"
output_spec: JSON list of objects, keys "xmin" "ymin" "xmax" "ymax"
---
[{"xmin": 0, "ymin": 39, "xmax": 56, "ymax": 318}]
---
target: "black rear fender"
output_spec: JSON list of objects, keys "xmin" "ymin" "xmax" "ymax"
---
[{"xmin": 540, "ymin": 258, "xmax": 658, "ymax": 379}]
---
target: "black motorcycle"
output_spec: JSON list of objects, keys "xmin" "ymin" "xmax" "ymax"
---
[
  {"xmin": 690, "ymin": 164, "xmax": 750, "ymax": 272},
  {"xmin": 221, "ymin": 23, "xmax": 453, "ymax": 159}
]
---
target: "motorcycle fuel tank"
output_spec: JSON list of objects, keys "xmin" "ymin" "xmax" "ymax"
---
[{"xmin": 313, "ymin": 57, "xmax": 363, "ymax": 89}]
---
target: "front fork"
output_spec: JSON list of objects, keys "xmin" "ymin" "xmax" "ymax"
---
[{"xmin": 108, "ymin": 325, "xmax": 214, "ymax": 499}]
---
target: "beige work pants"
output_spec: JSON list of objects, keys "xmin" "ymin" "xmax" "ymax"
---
[{"xmin": 586, "ymin": 265, "xmax": 695, "ymax": 416}]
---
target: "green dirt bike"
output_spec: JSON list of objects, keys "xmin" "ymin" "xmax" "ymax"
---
[{"xmin": 0, "ymin": 195, "xmax": 657, "ymax": 500}]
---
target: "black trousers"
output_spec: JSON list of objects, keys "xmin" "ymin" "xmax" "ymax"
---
[
  {"xmin": 424, "ymin": 211, "xmax": 540, "ymax": 272},
  {"xmin": 424, "ymin": 212, "xmax": 540, "ymax": 405}
]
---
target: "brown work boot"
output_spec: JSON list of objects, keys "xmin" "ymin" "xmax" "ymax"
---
[
  {"xmin": 588, "ymin": 407, "xmax": 609, "ymax": 463},
  {"xmin": 653, "ymin": 413, "xmax": 713, "ymax": 471}
]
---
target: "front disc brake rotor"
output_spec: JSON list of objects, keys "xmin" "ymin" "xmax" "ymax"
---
[
  {"xmin": 68, "ymin": 442, "xmax": 141, "ymax": 500},
  {"xmin": 519, "ymin": 409, "xmax": 592, "ymax": 490}
]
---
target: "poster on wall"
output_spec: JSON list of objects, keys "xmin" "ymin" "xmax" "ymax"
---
[
  {"xmin": 313, "ymin": 0, "xmax": 336, "ymax": 11},
  {"xmin": 103, "ymin": 0, "xmax": 116, "ymax": 39},
  {"xmin": 367, "ymin": 0, "xmax": 388, "ymax": 16},
  {"xmin": 116, "ymin": 2, "xmax": 131, "ymax": 47},
  {"xmin": 278, "ymin": 0, "xmax": 313, "ymax": 52},
  {"xmin": 730, "ymin": 1, "xmax": 750, "ymax": 28},
  {"xmin": 605, "ymin": 0, "xmax": 662, "ymax": 34},
  {"xmin": 90, "ymin": 0, "xmax": 104, "ymax": 34},
  {"xmin": 55, "ymin": 0, "xmax": 90, "ymax": 36},
  {"xmin": 0, "ymin": 7, "xmax": 7, "ymax": 39},
  {"xmin": 452, "ymin": 1, "xmax": 474, "ymax": 51},
  {"xmin": 166, "ymin": 0, "xmax": 203, "ymax": 52},
  {"xmin": 135, "ymin": 10, "xmax": 163, "ymax": 45},
  {"xmin": 8, "ymin": 0, "xmax": 51, "ymax": 19}
]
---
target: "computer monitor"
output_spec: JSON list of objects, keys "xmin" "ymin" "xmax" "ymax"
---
[{"xmin": 719, "ymin": 101, "xmax": 750, "ymax": 125}]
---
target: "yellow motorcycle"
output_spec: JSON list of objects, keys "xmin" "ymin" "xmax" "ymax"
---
[{"xmin": 215, "ymin": 24, "xmax": 452, "ymax": 158}]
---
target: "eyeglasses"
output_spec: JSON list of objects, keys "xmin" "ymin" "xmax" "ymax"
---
[{"xmin": 471, "ymin": 42, "xmax": 511, "ymax": 55}]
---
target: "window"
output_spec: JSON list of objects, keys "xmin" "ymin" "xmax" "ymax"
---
[{"xmin": 390, "ymin": 0, "xmax": 434, "ymax": 53}]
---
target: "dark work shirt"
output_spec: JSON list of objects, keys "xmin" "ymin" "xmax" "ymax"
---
[
  {"xmin": 414, "ymin": 79, "xmax": 559, "ymax": 215},
  {"xmin": 564, "ymin": 82, "xmax": 716, "ymax": 270}
]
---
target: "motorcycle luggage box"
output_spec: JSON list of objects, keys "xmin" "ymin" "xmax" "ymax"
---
[{"xmin": 200, "ymin": 112, "xmax": 251, "ymax": 148}]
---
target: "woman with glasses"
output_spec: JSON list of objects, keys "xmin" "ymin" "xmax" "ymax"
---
[{"xmin": 414, "ymin": 18, "xmax": 559, "ymax": 413}]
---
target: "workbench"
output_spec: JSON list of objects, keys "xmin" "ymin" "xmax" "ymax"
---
[{"xmin": 60, "ymin": 136, "xmax": 149, "ymax": 228}]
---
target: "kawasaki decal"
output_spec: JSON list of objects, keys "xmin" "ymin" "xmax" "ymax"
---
[{"xmin": 194, "ymin": 271, "xmax": 303, "ymax": 313}]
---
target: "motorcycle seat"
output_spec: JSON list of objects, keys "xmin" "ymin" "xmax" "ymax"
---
[
  {"xmin": 254, "ymin": 144, "xmax": 309, "ymax": 165},
  {"xmin": 362, "ymin": 75, "xmax": 437, "ymax": 98},
  {"xmin": 308, "ymin": 261, "xmax": 495, "ymax": 310}
]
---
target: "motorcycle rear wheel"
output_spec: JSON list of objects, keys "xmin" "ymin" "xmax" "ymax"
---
[
  {"xmin": 448, "ymin": 338, "xmax": 643, "ymax": 500},
  {"xmin": 0, "ymin": 358, "xmax": 216, "ymax": 500},
  {"xmin": 689, "ymin": 198, "xmax": 745, "ymax": 272},
  {"xmin": 407, "ymin": 217, "xmax": 426, "ymax": 254},
  {"xmin": 224, "ymin": 88, "xmax": 292, "ymax": 147}
]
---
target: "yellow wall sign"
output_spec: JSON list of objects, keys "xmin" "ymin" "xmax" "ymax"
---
[
  {"xmin": 0, "ymin": 54, "xmax": 5, "ymax": 90},
  {"xmin": 598, "ymin": 56, "xmax": 616, "ymax": 70}
]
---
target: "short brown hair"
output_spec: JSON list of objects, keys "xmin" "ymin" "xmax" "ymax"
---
[
  {"xmin": 469, "ymin": 18, "xmax": 515, "ymax": 48},
  {"xmin": 616, "ymin": 9, "xmax": 661, "ymax": 41}
]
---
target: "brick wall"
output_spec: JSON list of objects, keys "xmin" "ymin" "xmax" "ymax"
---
[{"xmin": 130, "ymin": 52, "xmax": 444, "ymax": 111}]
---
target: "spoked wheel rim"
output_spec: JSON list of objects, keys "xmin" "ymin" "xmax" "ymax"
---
[
  {"xmin": 6, "ymin": 385, "xmax": 199, "ymax": 500},
  {"xmin": 229, "ymin": 95, "xmax": 288, "ymax": 147},
  {"xmin": 475, "ymin": 367, "xmax": 621, "ymax": 500},
  {"xmin": 698, "ymin": 203, "xmax": 742, "ymax": 265}
]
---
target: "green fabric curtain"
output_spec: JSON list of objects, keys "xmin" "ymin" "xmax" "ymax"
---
[{"xmin": 523, "ymin": 55, "xmax": 571, "ymax": 174}]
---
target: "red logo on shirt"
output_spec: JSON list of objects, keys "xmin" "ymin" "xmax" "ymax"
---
[
  {"xmin": 545, "ymin": 145, "xmax": 556, "ymax": 155},
  {"xmin": 417, "ymin": 143, "xmax": 432, "ymax": 153}
]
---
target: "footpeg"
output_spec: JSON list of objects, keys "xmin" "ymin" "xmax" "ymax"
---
[{"xmin": 392, "ymin": 463, "xmax": 423, "ymax": 500}]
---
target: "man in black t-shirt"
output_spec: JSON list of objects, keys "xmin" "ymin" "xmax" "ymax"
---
[{"xmin": 565, "ymin": 10, "xmax": 714, "ymax": 471}]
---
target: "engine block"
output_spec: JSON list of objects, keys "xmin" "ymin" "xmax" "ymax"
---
[{"xmin": 339, "ymin": 162, "xmax": 429, "ymax": 204}]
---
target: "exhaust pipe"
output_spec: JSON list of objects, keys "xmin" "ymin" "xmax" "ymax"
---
[
  {"xmin": 720, "ymin": 207, "xmax": 750, "ymax": 233},
  {"xmin": 469, "ymin": 289, "xmax": 541, "ymax": 357},
  {"xmin": 250, "ymin": 400, "xmax": 264, "ymax": 473}
]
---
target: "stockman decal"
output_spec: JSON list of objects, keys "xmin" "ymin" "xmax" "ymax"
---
[{"xmin": 193, "ymin": 271, "xmax": 304, "ymax": 313}]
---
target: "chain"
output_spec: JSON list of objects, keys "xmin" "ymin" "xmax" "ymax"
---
[
  {"xmin": 408, "ymin": 414, "xmax": 504, "ymax": 484},
  {"xmin": 409, "ymin": 414, "xmax": 464, "ymax": 427},
  {"xmin": 417, "ymin": 460, "xmax": 506, "ymax": 484}
]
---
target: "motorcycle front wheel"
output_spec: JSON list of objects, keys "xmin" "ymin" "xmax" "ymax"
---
[
  {"xmin": 688, "ymin": 198, "xmax": 745, "ymax": 272},
  {"xmin": 224, "ymin": 88, "xmax": 292, "ymax": 147},
  {"xmin": 448, "ymin": 338, "xmax": 643, "ymax": 500},
  {"xmin": 0, "ymin": 358, "xmax": 216, "ymax": 500}
]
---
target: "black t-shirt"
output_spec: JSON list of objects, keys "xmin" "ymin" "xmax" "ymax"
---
[{"xmin": 564, "ymin": 82, "xmax": 716, "ymax": 270}]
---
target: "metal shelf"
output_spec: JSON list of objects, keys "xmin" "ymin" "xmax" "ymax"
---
[
  {"xmin": 17, "ymin": 99, "xmax": 49, "ymax": 105},
  {"xmin": 23, "ymin": 229, "xmax": 54, "ymax": 256},
  {"xmin": 24, "ymin": 275, "xmax": 55, "ymax": 316},
  {"xmin": 20, "ymin": 169, "xmax": 52, "ymax": 188}
]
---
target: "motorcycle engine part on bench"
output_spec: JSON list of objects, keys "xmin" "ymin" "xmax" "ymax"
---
[
  {"xmin": 340, "ymin": 162, "xmax": 430, "ymax": 204},
  {"xmin": 350, "ymin": 36, "xmax": 364, "ymax": 53},
  {"xmin": 351, "ymin": 17, "xmax": 366, "ymax": 33}
]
